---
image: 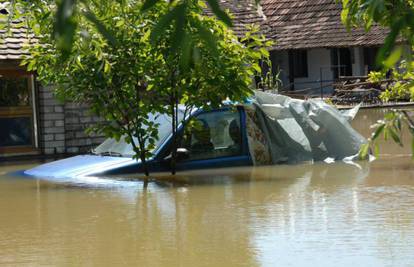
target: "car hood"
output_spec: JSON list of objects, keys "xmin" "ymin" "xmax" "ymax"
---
[{"xmin": 24, "ymin": 155, "xmax": 136, "ymax": 180}]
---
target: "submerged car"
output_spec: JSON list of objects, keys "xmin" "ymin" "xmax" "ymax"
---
[{"xmin": 25, "ymin": 92, "xmax": 367, "ymax": 179}]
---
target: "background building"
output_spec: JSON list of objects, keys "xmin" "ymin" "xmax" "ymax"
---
[
  {"xmin": 261, "ymin": 0, "xmax": 387, "ymax": 93},
  {"xmin": 0, "ymin": 19, "xmax": 104, "ymax": 158}
]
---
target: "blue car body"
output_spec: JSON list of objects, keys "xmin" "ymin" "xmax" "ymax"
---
[
  {"xmin": 25, "ymin": 106, "xmax": 253, "ymax": 179},
  {"xmin": 103, "ymin": 106, "xmax": 252, "ymax": 175}
]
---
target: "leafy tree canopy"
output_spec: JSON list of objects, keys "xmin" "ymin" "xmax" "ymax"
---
[
  {"xmin": 340, "ymin": 0, "xmax": 414, "ymax": 67},
  {"xmin": 10, "ymin": 0, "xmax": 271, "ymax": 176},
  {"xmin": 4, "ymin": 0, "xmax": 239, "ymax": 63}
]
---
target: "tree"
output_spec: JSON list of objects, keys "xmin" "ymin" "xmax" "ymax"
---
[
  {"xmin": 11, "ymin": 0, "xmax": 271, "ymax": 176},
  {"xmin": 149, "ymin": 2, "xmax": 271, "ymax": 172},
  {"xmin": 19, "ymin": 1, "xmax": 173, "ymax": 185},
  {"xmin": 339, "ymin": 0, "xmax": 414, "ymax": 158}
]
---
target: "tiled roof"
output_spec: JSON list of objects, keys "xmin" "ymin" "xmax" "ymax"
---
[
  {"xmin": 206, "ymin": 0, "xmax": 271, "ymax": 37},
  {"xmin": 224, "ymin": 0, "xmax": 388, "ymax": 50},
  {"xmin": 0, "ymin": 2, "xmax": 34, "ymax": 60},
  {"xmin": 260, "ymin": 0, "xmax": 388, "ymax": 50},
  {"xmin": 0, "ymin": 23, "xmax": 34, "ymax": 60},
  {"xmin": 0, "ymin": 0, "xmax": 389, "ymax": 60}
]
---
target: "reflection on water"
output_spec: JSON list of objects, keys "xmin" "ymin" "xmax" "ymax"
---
[{"xmin": 1, "ymin": 109, "xmax": 414, "ymax": 267}]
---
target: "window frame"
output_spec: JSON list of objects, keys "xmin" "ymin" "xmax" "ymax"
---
[
  {"xmin": 155, "ymin": 106, "xmax": 250, "ymax": 164},
  {"xmin": 180, "ymin": 108, "xmax": 245, "ymax": 162},
  {"xmin": 0, "ymin": 69, "xmax": 39, "ymax": 155}
]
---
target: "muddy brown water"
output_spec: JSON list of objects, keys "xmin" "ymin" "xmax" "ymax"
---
[{"xmin": 1, "ymin": 108, "xmax": 414, "ymax": 267}]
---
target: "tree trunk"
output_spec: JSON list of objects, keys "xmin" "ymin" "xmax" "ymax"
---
[
  {"xmin": 170, "ymin": 100, "xmax": 178, "ymax": 175},
  {"xmin": 138, "ymin": 139, "xmax": 150, "ymax": 189}
]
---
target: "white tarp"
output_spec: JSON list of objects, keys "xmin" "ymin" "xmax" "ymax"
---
[{"xmin": 245, "ymin": 91, "xmax": 367, "ymax": 165}]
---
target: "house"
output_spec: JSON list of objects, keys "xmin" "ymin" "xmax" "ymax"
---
[
  {"xmin": 224, "ymin": 0, "xmax": 388, "ymax": 94},
  {"xmin": 0, "ymin": 1, "xmax": 388, "ymax": 158},
  {"xmin": 0, "ymin": 19, "xmax": 104, "ymax": 158},
  {"xmin": 262, "ymin": 0, "xmax": 387, "ymax": 94}
]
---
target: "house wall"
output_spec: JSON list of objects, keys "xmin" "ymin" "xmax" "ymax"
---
[
  {"xmin": 38, "ymin": 85, "xmax": 66, "ymax": 154},
  {"xmin": 352, "ymin": 47, "xmax": 365, "ymax": 76},
  {"xmin": 38, "ymin": 85, "xmax": 105, "ymax": 156},
  {"xmin": 271, "ymin": 48, "xmax": 334, "ymax": 94},
  {"xmin": 295, "ymin": 48, "xmax": 333, "ymax": 92},
  {"xmin": 270, "ymin": 47, "xmax": 373, "ymax": 95},
  {"xmin": 64, "ymin": 103, "xmax": 105, "ymax": 154}
]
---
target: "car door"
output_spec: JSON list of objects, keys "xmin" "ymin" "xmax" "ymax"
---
[{"xmin": 174, "ymin": 107, "xmax": 252, "ymax": 171}]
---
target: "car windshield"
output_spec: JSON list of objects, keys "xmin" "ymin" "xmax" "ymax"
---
[{"xmin": 92, "ymin": 111, "xmax": 184, "ymax": 157}]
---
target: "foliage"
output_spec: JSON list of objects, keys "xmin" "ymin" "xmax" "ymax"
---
[
  {"xmin": 367, "ymin": 60, "xmax": 414, "ymax": 102},
  {"xmin": 18, "ymin": 1, "xmax": 170, "ymax": 178},
  {"xmin": 359, "ymin": 110, "xmax": 414, "ymax": 159},
  {"xmin": 6, "ymin": 0, "xmax": 239, "ymax": 65},
  {"xmin": 340, "ymin": 0, "xmax": 414, "ymax": 67},
  {"xmin": 7, "ymin": 0, "xmax": 271, "ymax": 176},
  {"xmin": 367, "ymin": 70, "xmax": 387, "ymax": 83}
]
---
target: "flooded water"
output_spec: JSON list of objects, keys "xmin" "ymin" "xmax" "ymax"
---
[{"xmin": 1, "ymin": 108, "xmax": 414, "ymax": 267}]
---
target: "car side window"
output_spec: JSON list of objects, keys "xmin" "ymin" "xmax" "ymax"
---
[{"xmin": 181, "ymin": 110, "xmax": 243, "ymax": 161}]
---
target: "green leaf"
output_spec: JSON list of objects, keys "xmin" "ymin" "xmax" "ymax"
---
[
  {"xmin": 104, "ymin": 60, "xmax": 111, "ymax": 73},
  {"xmin": 374, "ymin": 142, "xmax": 380, "ymax": 157},
  {"xmin": 259, "ymin": 47, "xmax": 270, "ymax": 57},
  {"xmin": 83, "ymin": 11, "xmax": 117, "ymax": 46},
  {"xmin": 180, "ymin": 33, "xmax": 193, "ymax": 70},
  {"xmin": 141, "ymin": 0, "xmax": 160, "ymax": 12},
  {"xmin": 115, "ymin": 19, "xmax": 125, "ymax": 27},
  {"xmin": 192, "ymin": 46, "xmax": 201, "ymax": 63},
  {"xmin": 150, "ymin": 6, "xmax": 181, "ymax": 44},
  {"xmin": 389, "ymin": 127, "xmax": 402, "ymax": 146},
  {"xmin": 372, "ymin": 123, "xmax": 385, "ymax": 140},
  {"xmin": 359, "ymin": 143, "xmax": 370, "ymax": 160},
  {"xmin": 205, "ymin": 0, "xmax": 233, "ymax": 27},
  {"xmin": 395, "ymin": 117, "xmax": 402, "ymax": 131},
  {"xmin": 195, "ymin": 23, "xmax": 218, "ymax": 56},
  {"xmin": 376, "ymin": 18, "xmax": 403, "ymax": 66},
  {"xmin": 384, "ymin": 112, "xmax": 395, "ymax": 121},
  {"xmin": 383, "ymin": 127, "xmax": 389, "ymax": 141},
  {"xmin": 383, "ymin": 46, "xmax": 403, "ymax": 68},
  {"xmin": 54, "ymin": 0, "xmax": 77, "ymax": 56},
  {"xmin": 170, "ymin": 4, "xmax": 187, "ymax": 54},
  {"xmin": 253, "ymin": 64, "xmax": 262, "ymax": 73}
]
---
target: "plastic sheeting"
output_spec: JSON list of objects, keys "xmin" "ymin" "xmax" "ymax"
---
[{"xmin": 245, "ymin": 91, "xmax": 367, "ymax": 165}]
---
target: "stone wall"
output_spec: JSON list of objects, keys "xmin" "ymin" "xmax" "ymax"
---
[
  {"xmin": 38, "ymin": 85, "xmax": 105, "ymax": 155},
  {"xmin": 38, "ymin": 85, "xmax": 66, "ymax": 155},
  {"xmin": 64, "ymin": 103, "xmax": 105, "ymax": 154}
]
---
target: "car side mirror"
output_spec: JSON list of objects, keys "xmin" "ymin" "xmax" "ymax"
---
[
  {"xmin": 176, "ymin": 148, "xmax": 190, "ymax": 161},
  {"xmin": 164, "ymin": 148, "xmax": 190, "ymax": 161}
]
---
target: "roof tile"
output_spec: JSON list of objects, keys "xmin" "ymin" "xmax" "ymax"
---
[
  {"xmin": 226, "ymin": 0, "xmax": 388, "ymax": 49},
  {"xmin": 0, "ymin": 0, "xmax": 389, "ymax": 60}
]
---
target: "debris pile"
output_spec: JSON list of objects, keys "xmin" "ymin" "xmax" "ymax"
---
[{"xmin": 331, "ymin": 76, "xmax": 389, "ymax": 105}]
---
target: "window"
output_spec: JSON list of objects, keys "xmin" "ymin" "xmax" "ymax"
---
[
  {"xmin": 331, "ymin": 48, "xmax": 353, "ymax": 78},
  {"xmin": 0, "ymin": 71, "xmax": 37, "ymax": 154},
  {"xmin": 291, "ymin": 50, "xmax": 308, "ymax": 78},
  {"xmin": 363, "ymin": 47, "xmax": 380, "ymax": 73},
  {"xmin": 181, "ymin": 110, "xmax": 242, "ymax": 161}
]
